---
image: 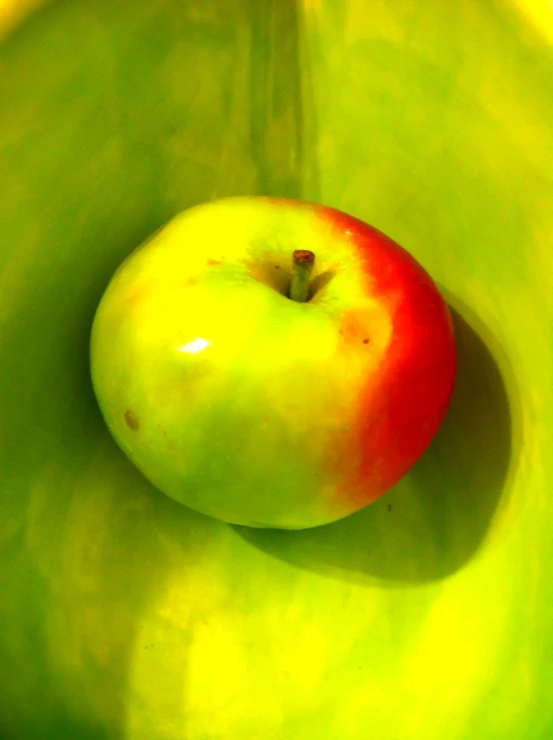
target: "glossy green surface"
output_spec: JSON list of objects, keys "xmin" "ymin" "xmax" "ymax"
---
[{"xmin": 0, "ymin": 1, "xmax": 552, "ymax": 738}]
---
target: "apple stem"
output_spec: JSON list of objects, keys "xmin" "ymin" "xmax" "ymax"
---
[{"xmin": 289, "ymin": 250, "xmax": 315, "ymax": 303}]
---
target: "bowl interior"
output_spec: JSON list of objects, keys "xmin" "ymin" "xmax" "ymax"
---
[{"xmin": 0, "ymin": 1, "xmax": 552, "ymax": 738}]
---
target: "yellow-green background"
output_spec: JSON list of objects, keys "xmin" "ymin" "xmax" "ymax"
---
[{"xmin": 0, "ymin": 1, "xmax": 552, "ymax": 738}]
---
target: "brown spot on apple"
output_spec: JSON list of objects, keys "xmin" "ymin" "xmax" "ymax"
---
[
  {"xmin": 207, "ymin": 258, "xmax": 221, "ymax": 266},
  {"xmin": 122, "ymin": 284, "xmax": 147, "ymax": 310},
  {"xmin": 125, "ymin": 411, "xmax": 139, "ymax": 431},
  {"xmin": 338, "ymin": 306, "xmax": 391, "ymax": 354}
]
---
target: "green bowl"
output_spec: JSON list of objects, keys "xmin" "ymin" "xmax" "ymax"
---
[{"xmin": 1, "ymin": 1, "xmax": 551, "ymax": 738}]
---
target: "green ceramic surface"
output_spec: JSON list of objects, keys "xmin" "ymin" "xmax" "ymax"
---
[{"xmin": 0, "ymin": 1, "xmax": 551, "ymax": 738}]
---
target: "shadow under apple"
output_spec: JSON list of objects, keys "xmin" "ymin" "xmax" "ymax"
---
[{"xmin": 234, "ymin": 299, "xmax": 518, "ymax": 586}]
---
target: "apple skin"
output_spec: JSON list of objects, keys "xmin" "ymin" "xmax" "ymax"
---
[{"xmin": 90, "ymin": 196, "xmax": 456, "ymax": 529}]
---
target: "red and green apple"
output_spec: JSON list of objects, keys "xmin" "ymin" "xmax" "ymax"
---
[{"xmin": 90, "ymin": 196, "xmax": 456, "ymax": 529}]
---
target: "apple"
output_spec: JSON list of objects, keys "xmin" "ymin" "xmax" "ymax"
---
[{"xmin": 90, "ymin": 196, "xmax": 456, "ymax": 529}]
